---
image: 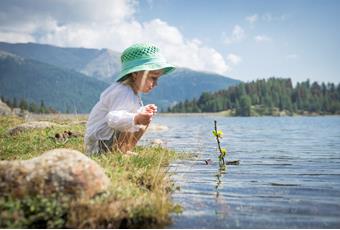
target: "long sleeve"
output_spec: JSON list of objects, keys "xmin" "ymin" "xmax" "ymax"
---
[
  {"xmin": 106, "ymin": 110, "xmax": 141, "ymax": 132},
  {"xmin": 85, "ymin": 83, "xmax": 143, "ymax": 149}
]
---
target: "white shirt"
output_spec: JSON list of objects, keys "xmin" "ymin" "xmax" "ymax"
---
[{"xmin": 84, "ymin": 83, "xmax": 144, "ymax": 155}]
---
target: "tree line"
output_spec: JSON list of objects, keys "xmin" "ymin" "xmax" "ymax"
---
[
  {"xmin": 167, "ymin": 78, "xmax": 340, "ymax": 116},
  {"xmin": 1, "ymin": 96, "xmax": 57, "ymax": 114}
]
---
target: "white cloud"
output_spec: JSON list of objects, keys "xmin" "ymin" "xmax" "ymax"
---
[
  {"xmin": 262, "ymin": 13, "xmax": 288, "ymax": 22},
  {"xmin": 245, "ymin": 14, "xmax": 258, "ymax": 24},
  {"xmin": 245, "ymin": 13, "xmax": 289, "ymax": 24},
  {"xmin": 227, "ymin": 53, "xmax": 242, "ymax": 65},
  {"xmin": 254, "ymin": 35, "xmax": 272, "ymax": 43},
  {"xmin": 0, "ymin": 0, "xmax": 231, "ymax": 76},
  {"xmin": 286, "ymin": 54, "xmax": 298, "ymax": 59},
  {"xmin": 0, "ymin": 32, "xmax": 35, "ymax": 43},
  {"xmin": 224, "ymin": 25, "xmax": 245, "ymax": 45}
]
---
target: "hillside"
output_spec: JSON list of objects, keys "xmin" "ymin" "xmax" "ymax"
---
[
  {"xmin": 168, "ymin": 78, "xmax": 340, "ymax": 115},
  {"xmin": 0, "ymin": 42, "xmax": 241, "ymax": 112},
  {"xmin": 0, "ymin": 51, "xmax": 108, "ymax": 113},
  {"xmin": 142, "ymin": 68, "xmax": 240, "ymax": 109},
  {"xmin": 0, "ymin": 42, "xmax": 121, "ymax": 82}
]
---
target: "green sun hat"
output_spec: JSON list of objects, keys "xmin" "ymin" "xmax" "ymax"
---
[{"xmin": 116, "ymin": 43, "xmax": 175, "ymax": 82}]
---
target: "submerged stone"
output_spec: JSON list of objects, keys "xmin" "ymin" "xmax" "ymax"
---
[
  {"xmin": 148, "ymin": 123, "xmax": 169, "ymax": 132},
  {"xmin": 151, "ymin": 138, "xmax": 165, "ymax": 147},
  {"xmin": 0, "ymin": 148, "xmax": 110, "ymax": 198}
]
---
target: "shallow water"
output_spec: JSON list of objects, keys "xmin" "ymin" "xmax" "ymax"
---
[{"xmin": 141, "ymin": 115, "xmax": 340, "ymax": 228}]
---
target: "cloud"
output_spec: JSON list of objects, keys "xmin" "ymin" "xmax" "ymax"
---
[
  {"xmin": 286, "ymin": 54, "xmax": 298, "ymax": 59},
  {"xmin": 224, "ymin": 25, "xmax": 245, "ymax": 44},
  {"xmin": 0, "ymin": 32, "xmax": 35, "ymax": 43},
  {"xmin": 246, "ymin": 13, "xmax": 289, "ymax": 24},
  {"xmin": 227, "ymin": 53, "xmax": 242, "ymax": 65},
  {"xmin": 0, "ymin": 0, "xmax": 231, "ymax": 76},
  {"xmin": 254, "ymin": 35, "xmax": 272, "ymax": 43},
  {"xmin": 245, "ymin": 14, "xmax": 258, "ymax": 24},
  {"xmin": 262, "ymin": 13, "xmax": 289, "ymax": 22}
]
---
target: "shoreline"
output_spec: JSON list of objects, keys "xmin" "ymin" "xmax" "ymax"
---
[
  {"xmin": 0, "ymin": 115, "xmax": 182, "ymax": 228},
  {"xmin": 15, "ymin": 110, "xmax": 340, "ymax": 121},
  {"xmin": 158, "ymin": 112, "xmax": 340, "ymax": 117}
]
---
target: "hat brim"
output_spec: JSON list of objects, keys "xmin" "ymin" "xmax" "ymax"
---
[{"xmin": 116, "ymin": 61, "xmax": 175, "ymax": 82}]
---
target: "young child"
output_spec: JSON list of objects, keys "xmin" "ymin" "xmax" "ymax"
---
[{"xmin": 84, "ymin": 43, "xmax": 175, "ymax": 155}]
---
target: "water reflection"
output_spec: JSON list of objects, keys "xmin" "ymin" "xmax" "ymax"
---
[
  {"xmin": 215, "ymin": 164, "xmax": 226, "ymax": 198},
  {"xmin": 141, "ymin": 115, "xmax": 340, "ymax": 228}
]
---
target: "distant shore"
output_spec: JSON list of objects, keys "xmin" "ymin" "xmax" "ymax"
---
[
  {"xmin": 8, "ymin": 110, "xmax": 339, "ymax": 122},
  {"xmin": 158, "ymin": 111, "xmax": 340, "ymax": 117}
]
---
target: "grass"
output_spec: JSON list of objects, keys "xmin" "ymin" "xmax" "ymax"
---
[{"xmin": 0, "ymin": 115, "xmax": 183, "ymax": 228}]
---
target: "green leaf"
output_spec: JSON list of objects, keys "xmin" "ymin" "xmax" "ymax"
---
[
  {"xmin": 212, "ymin": 130, "xmax": 217, "ymax": 137},
  {"xmin": 221, "ymin": 148, "xmax": 227, "ymax": 157},
  {"xmin": 213, "ymin": 130, "xmax": 224, "ymax": 138}
]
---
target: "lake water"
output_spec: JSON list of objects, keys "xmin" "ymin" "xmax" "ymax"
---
[{"xmin": 141, "ymin": 115, "xmax": 340, "ymax": 228}]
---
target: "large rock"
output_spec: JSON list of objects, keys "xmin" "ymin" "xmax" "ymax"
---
[
  {"xmin": 8, "ymin": 121, "xmax": 65, "ymax": 135},
  {"xmin": 0, "ymin": 148, "xmax": 110, "ymax": 199},
  {"xmin": 0, "ymin": 99, "xmax": 11, "ymax": 115}
]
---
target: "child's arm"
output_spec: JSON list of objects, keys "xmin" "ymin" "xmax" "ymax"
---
[{"xmin": 105, "ymin": 105, "xmax": 156, "ymax": 131}]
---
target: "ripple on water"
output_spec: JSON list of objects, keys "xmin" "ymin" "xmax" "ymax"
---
[{"xmin": 142, "ymin": 115, "xmax": 340, "ymax": 228}]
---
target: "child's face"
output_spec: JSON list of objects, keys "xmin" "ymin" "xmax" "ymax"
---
[{"xmin": 133, "ymin": 70, "xmax": 163, "ymax": 93}]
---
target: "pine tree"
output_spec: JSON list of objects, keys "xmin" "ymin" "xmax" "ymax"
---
[
  {"xmin": 19, "ymin": 99, "xmax": 28, "ymax": 111},
  {"xmin": 237, "ymin": 95, "xmax": 251, "ymax": 116},
  {"xmin": 39, "ymin": 100, "xmax": 47, "ymax": 113},
  {"xmin": 12, "ymin": 97, "xmax": 18, "ymax": 108}
]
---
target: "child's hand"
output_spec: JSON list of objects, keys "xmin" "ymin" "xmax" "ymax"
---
[
  {"xmin": 144, "ymin": 104, "xmax": 157, "ymax": 115},
  {"xmin": 134, "ymin": 104, "xmax": 157, "ymax": 125}
]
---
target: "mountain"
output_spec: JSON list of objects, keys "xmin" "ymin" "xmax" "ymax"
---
[
  {"xmin": 80, "ymin": 49, "xmax": 120, "ymax": 82},
  {"xmin": 0, "ymin": 50, "xmax": 109, "ymax": 113},
  {"xmin": 0, "ymin": 42, "xmax": 120, "ymax": 83},
  {"xmin": 0, "ymin": 42, "xmax": 241, "ymax": 112},
  {"xmin": 142, "ymin": 68, "xmax": 240, "ymax": 109}
]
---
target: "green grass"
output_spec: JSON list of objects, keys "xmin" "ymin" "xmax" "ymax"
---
[{"xmin": 0, "ymin": 115, "xmax": 183, "ymax": 228}]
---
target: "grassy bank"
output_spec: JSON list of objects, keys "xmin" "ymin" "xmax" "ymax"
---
[{"xmin": 0, "ymin": 115, "xmax": 182, "ymax": 228}]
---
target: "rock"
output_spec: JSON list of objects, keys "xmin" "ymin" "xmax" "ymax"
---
[
  {"xmin": 0, "ymin": 99, "xmax": 12, "ymax": 115},
  {"xmin": 0, "ymin": 148, "xmax": 110, "ymax": 199},
  {"xmin": 151, "ymin": 139, "xmax": 165, "ymax": 147},
  {"xmin": 226, "ymin": 160, "xmax": 240, "ymax": 165},
  {"xmin": 8, "ymin": 121, "xmax": 65, "ymax": 135},
  {"xmin": 71, "ymin": 120, "xmax": 88, "ymax": 125},
  {"xmin": 147, "ymin": 123, "xmax": 169, "ymax": 132}
]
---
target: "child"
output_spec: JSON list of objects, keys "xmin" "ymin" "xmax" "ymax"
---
[{"xmin": 84, "ymin": 43, "xmax": 175, "ymax": 155}]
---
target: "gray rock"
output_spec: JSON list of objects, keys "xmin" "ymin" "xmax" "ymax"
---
[
  {"xmin": 8, "ymin": 121, "xmax": 65, "ymax": 135},
  {"xmin": 0, "ymin": 99, "xmax": 12, "ymax": 115},
  {"xmin": 0, "ymin": 148, "xmax": 110, "ymax": 199},
  {"xmin": 151, "ymin": 139, "xmax": 165, "ymax": 147}
]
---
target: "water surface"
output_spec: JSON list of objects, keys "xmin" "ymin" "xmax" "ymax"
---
[{"xmin": 141, "ymin": 115, "xmax": 340, "ymax": 228}]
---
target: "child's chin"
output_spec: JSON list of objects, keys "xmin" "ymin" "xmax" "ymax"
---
[{"xmin": 144, "ymin": 88, "xmax": 153, "ymax": 93}]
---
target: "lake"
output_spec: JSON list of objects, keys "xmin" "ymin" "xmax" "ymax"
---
[{"xmin": 141, "ymin": 115, "xmax": 340, "ymax": 228}]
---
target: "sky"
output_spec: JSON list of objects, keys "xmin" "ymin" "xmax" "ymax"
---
[{"xmin": 0, "ymin": 0, "xmax": 339, "ymax": 84}]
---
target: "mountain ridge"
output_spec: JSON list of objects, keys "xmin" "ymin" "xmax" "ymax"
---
[
  {"xmin": 0, "ymin": 50, "xmax": 109, "ymax": 113},
  {"xmin": 0, "ymin": 42, "xmax": 241, "ymax": 112}
]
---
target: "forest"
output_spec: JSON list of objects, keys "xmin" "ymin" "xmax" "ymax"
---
[
  {"xmin": 1, "ymin": 96, "xmax": 57, "ymax": 114},
  {"xmin": 167, "ymin": 78, "xmax": 340, "ymax": 116}
]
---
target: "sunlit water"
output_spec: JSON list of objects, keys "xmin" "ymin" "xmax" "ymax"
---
[{"xmin": 141, "ymin": 115, "xmax": 340, "ymax": 228}]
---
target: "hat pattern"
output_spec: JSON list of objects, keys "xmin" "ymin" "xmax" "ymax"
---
[{"xmin": 116, "ymin": 43, "xmax": 175, "ymax": 82}]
